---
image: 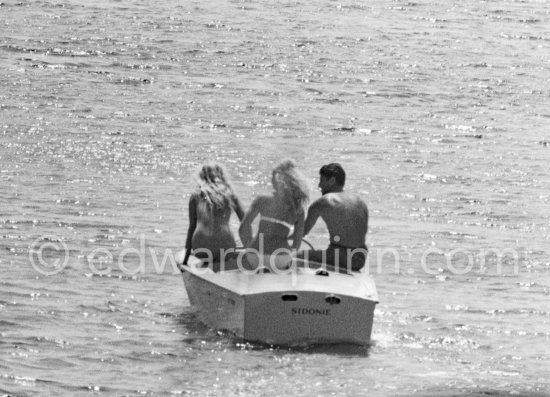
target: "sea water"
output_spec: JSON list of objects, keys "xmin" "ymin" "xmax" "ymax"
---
[{"xmin": 1, "ymin": 0, "xmax": 549, "ymax": 395}]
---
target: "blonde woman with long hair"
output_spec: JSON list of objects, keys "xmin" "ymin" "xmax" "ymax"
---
[
  {"xmin": 239, "ymin": 159, "xmax": 309, "ymax": 271},
  {"xmin": 182, "ymin": 164, "xmax": 245, "ymax": 266}
]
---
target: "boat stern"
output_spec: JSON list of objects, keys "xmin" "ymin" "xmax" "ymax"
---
[{"xmin": 243, "ymin": 288, "xmax": 377, "ymax": 346}]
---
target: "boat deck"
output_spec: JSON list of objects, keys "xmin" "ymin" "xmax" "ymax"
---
[{"xmin": 181, "ymin": 259, "xmax": 378, "ymax": 302}]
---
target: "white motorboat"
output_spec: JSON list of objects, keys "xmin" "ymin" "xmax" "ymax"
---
[{"xmin": 178, "ymin": 255, "xmax": 378, "ymax": 346}]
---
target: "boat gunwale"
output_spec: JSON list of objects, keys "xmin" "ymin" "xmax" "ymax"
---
[{"xmin": 180, "ymin": 263, "xmax": 379, "ymax": 303}]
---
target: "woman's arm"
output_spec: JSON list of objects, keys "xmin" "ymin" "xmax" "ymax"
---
[
  {"xmin": 182, "ymin": 194, "xmax": 198, "ymax": 265},
  {"xmin": 238, "ymin": 197, "xmax": 261, "ymax": 247},
  {"xmin": 232, "ymin": 194, "xmax": 246, "ymax": 221}
]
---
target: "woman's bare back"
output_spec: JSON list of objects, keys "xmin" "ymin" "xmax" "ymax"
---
[{"xmin": 191, "ymin": 194, "xmax": 238, "ymax": 258}]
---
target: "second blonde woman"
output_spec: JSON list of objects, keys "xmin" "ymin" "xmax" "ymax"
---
[{"xmin": 239, "ymin": 159, "xmax": 309, "ymax": 271}]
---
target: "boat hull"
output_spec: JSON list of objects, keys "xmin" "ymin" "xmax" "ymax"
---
[
  {"xmin": 183, "ymin": 270, "xmax": 245, "ymax": 335},
  {"xmin": 181, "ymin": 261, "xmax": 378, "ymax": 346}
]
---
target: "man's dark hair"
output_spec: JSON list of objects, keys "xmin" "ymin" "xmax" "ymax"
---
[{"xmin": 319, "ymin": 163, "xmax": 346, "ymax": 186}]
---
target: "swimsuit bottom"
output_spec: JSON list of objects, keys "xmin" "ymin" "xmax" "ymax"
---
[{"xmin": 298, "ymin": 243, "xmax": 368, "ymax": 272}]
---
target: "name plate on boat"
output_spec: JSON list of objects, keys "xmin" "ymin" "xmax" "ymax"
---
[{"xmin": 291, "ymin": 308, "xmax": 331, "ymax": 316}]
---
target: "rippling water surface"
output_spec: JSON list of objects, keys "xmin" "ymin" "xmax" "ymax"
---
[{"xmin": 1, "ymin": 0, "xmax": 549, "ymax": 396}]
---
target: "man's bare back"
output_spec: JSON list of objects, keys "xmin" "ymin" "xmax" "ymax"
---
[{"xmin": 312, "ymin": 191, "xmax": 368, "ymax": 248}]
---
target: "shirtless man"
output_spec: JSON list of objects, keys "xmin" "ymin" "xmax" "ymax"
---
[{"xmin": 297, "ymin": 163, "xmax": 369, "ymax": 272}]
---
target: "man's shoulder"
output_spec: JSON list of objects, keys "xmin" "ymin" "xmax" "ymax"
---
[
  {"xmin": 343, "ymin": 191, "xmax": 368, "ymax": 202},
  {"xmin": 347, "ymin": 192, "xmax": 368, "ymax": 211},
  {"xmin": 310, "ymin": 191, "xmax": 367, "ymax": 208},
  {"xmin": 310, "ymin": 194, "xmax": 331, "ymax": 207},
  {"xmin": 326, "ymin": 191, "xmax": 368, "ymax": 210}
]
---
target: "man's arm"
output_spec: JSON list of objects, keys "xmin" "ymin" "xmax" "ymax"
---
[
  {"xmin": 291, "ymin": 209, "xmax": 305, "ymax": 250},
  {"xmin": 303, "ymin": 198, "xmax": 324, "ymax": 237}
]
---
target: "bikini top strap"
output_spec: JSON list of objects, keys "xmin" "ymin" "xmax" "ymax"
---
[{"xmin": 260, "ymin": 215, "xmax": 293, "ymax": 230}]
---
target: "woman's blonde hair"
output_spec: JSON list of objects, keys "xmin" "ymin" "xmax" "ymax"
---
[
  {"xmin": 272, "ymin": 159, "xmax": 309, "ymax": 214},
  {"xmin": 196, "ymin": 163, "xmax": 235, "ymax": 209}
]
